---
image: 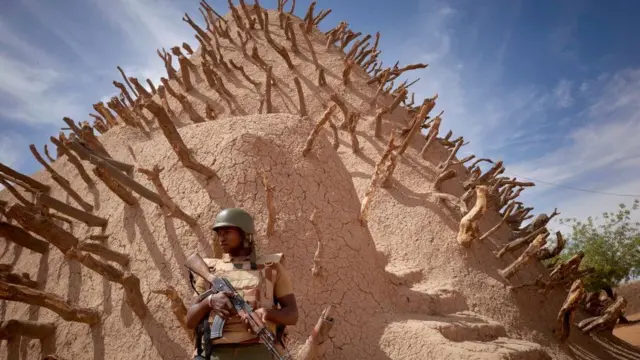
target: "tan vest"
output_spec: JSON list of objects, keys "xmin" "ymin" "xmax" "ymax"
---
[{"xmin": 202, "ymin": 253, "xmax": 283, "ymax": 344}]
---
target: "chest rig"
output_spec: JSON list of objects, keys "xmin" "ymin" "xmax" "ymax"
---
[{"xmin": 210, "ymin": 253, "xmax": 282, "ymax": 312}]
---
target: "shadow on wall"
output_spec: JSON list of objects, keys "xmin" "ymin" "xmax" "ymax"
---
[
  {"xmin": 122, "ymin": 204, "xmax": 173, "ymax": 281},
  {"xmin": 92, "ymin": 323, "xmax": 105, "ymax": 360},
  {"xmin": 142, "ymin": 308, "xmax": 189, "ymax": 360}
]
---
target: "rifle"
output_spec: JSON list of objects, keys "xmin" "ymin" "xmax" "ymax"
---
[{"xmin": 184, "ymin": 253, "xmax": 292, "ymax": 360}]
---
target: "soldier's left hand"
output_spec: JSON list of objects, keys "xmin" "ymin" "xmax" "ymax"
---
[
  {"xmin": 254, "ymin": 308, "xmax": 269, "ymax": 323},
  {"xmin": 242, "ymin": 308, "xmax": 269, "ymax": 329}
]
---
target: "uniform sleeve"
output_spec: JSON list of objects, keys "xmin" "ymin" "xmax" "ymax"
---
[{"xmin": 273, "ymin": 262, "xmax": 294, "ymax": 298}]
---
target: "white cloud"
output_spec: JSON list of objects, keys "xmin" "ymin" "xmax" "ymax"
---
[
  {"xmin": 382, "ymin": 1, "xmax": 639, "ymax": 226},
  {"xmin": 546, "ymin": 179, "xmax": 640, "ymax": 234},
  {"xmin": 0, "ymin": 54, "xmax": 84, "ymax": 125},
  {"xmin": 553, "ymin": 79, "xmax": 574, "ymax": 108},
  {"xmin": 510, "ymin": 69, "xmax": 640, "ymax": 185},
  {"xmin": 0, "ymin": 132, "xmax": 27, "ymax": 168},
  {"xmin": 507, "ymin": 68, "xmax": 640, "ymax": 228},
  {"xmin": 384, "ymin": 1, "xmax": 557, "ymax": 159},
  {"xmin": 89, "ymin": 0, "xmax": 202, "ymax": 84}
]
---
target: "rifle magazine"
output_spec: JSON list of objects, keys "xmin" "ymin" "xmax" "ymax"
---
[{"xmin": 210, "ymin": 315, "xmax": 226, "ymax": 340}]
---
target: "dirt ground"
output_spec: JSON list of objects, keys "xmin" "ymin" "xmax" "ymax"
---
[
  {"xmin": 1, "ymin": 3, "xmax": 640, "ymax": 360},
  {"xmin": 613, "ymin": 313, "xmax": 640, "ymax": 347},
  {"xmin": 613, "ymin": 281, "xmax": 640, "ymax": 347}
]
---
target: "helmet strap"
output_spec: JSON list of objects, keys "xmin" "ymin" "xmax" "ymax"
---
[{"xmin": 247, "ymin": 234, "xmax": 258, "ymax": 270}]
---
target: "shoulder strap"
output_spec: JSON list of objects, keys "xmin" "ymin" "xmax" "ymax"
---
[{"xmin": 256, "ymin": 253, "xmax": 284, "ymax": 266}]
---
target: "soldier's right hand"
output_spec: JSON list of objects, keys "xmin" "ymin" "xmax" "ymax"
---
[{"xmin": 207, "ymin": 291, "xmax": 236, "ymax": 319}]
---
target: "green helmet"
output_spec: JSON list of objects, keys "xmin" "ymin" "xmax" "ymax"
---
[{"xmin": 212, "ymin": 208, "xmax": 255, "ymax": 235}]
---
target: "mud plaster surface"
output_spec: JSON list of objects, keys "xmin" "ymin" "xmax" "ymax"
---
[{"xmin": 1, "ymin": 7, "xmax": 639, "ymax": 360}]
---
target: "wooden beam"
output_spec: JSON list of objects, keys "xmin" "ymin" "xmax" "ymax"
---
[
  {"xmin": 0, "ymin": 162, "xmax": 50, "ymax": 193},
  {"xmin": 35, "ymin": 193, "xmax": 107, "ymax": 227},
  {"xmin": 0, "ymin": 221, "xmax": 49, "ymax": 254}
]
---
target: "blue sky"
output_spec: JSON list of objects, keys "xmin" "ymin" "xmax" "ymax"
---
[{"xmin": 1, "ymin": 0, "xmax": 639, "ymax": 228}]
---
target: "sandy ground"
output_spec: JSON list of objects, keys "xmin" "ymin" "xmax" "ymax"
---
[
  {"xmin": 613, "ymin": 313, "xmax": 640, "ymax": 347},
  {"xmin": 1, "ymin": 3, "xmax": 640, "ymax": 360}
]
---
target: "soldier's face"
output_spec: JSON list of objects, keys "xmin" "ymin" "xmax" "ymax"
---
[{"xmin": 216, "ymin": 226, "xmax": 242, "ymax": 253}]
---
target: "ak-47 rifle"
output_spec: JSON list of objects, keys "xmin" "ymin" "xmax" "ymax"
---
[{"xmin": 184, "ymin": 253, "xmax": 292, "ymax": 360}]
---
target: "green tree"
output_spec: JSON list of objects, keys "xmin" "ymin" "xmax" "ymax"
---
[{"xmin": 556, "ymin": 199, "xmax": 640, "ymax": 291}]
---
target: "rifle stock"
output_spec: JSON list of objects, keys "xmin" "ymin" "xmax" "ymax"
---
[{"xmin": 185, "ymin": 253, "xmax": 217, "ymax": 284}]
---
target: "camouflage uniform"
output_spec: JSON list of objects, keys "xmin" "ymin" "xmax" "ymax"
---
[{"xmin": 193, "ymin": 208, "xmax": 294, "ymax": 360}]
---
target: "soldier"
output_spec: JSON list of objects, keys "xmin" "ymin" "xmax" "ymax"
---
[{"xmin": 186, "ymin": 208, "xmax": 299, "ymax": 359}]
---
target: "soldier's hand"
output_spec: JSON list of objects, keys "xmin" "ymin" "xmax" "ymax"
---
[
  {"xmin": 207, "ymin": 291, "xmax": 236, "ymax": 319},
  {"xmin": 242, "ymin": 308, "xmax": 269, "ymax": 332}
]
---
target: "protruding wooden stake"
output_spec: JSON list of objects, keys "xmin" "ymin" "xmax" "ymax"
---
[
  {"xmin": 0, "ymin": 267, "xmax": 39, "ymax": 289},
  {"xmin": 77, "ymin": 241, "xmax": 130, "ymax": 267},
  {"xmin": 93, "ymin": 167, "xmax": 139, "ymax": 206},
  {"xmin": 420, "ymin": 112, "xmax": 442, "ymax": 157},
  {"xmin": 374, "ymin": 106, "xmax": 389, "ymax": 138},
  {"xmin": 43, "ymin": 144, "xmax": 56, "ymax": 162},
  {"xmin": 251, "ymin": 45, "xmax": 269, "ymax": 70},
  {"xmin": 132, "ymin": 160, "xmax": 197, "ymax": 226},
  {"xmin": 293, "ymin": 76, "xmax": 307, "ymax": 116},
  {"xmin": 359, "ymin": 135, "xmax": 399, "ymax": 224},
  {"xmin": 0, "ymin": 221, "xmax": 49, "ymax": 254},
  {"xmin": 263, "ymin": 12, "xmax": 295, "ymax": 69},
  {"xmin": 29, "ymin": 145, "xmax": 93, "ymax": 212},
  {"xmin": 144, "ymin": 99, "xmax": 216, "ymax": 178},
  {"xmin": 537, "ymin": 232, "xmax": 566, "ymax": 261},
  {"xmin": 0, "ymin": 175, "xmax": 34, "ymax": 206},
  {"xmin": 381, "ymin": 97, "xmax": 437, "ymax": 187},
  {"xmin": 303, "ymin": 1, "xmax": 316, "ymax": 33},
  {"xmin": 295, "ymin": 306, "xmax": 335, "ymax": 360},
  {"xmin": 302, "ymin": 105, "xmax": 337, "ymax": 157},
  {"xmin": 556, "ymin": 279, "xmax": 584, "ymax": 342},
  {"xmin": 285, "ymin": 18, "xmax": 299, "ymax": 54},
  {"xmin": 342, "ymin": 59, "xmax": 354, "ymax": 86},
  {"xmin": 65, "ymin": 249, "xmax": 146, "ymax": 318},
  {"xmin": 229, "ymin": 59, "xmax": 259, "ymax": 87},
  {"xmin": 35, "ymin": 193, "xmax": 106, "ymax": 227},
  {"xmin": 434, "ymin": 169, "xmax": 456, "ymax": 191},
  {"xmin": 348, "ymin": 112, "xmax": 361, "ymax": 153},
  {"xmin": 113, "ymin": 81, "xmax": 135, "ymax": 107},
  {"xmin": 329, "ymin": 93, "xmax": 350, "ymax": 128},
  {"xmin": 457, "ymin": 186, "xmax": 488, "ymax": 247},
  {"xmin": 6, "ymin": 203, "xmax": 79, "ymax": 253},
  {"xmin": 318, "ymin": 68, "xmax": 327, "ymax": 86},
  {"xmin": 205, "ymin": 102, "xmax": 216, "ymax": 120},
  {"xmin": 93, "ymin": 158, "xmax": 164, "ymax": 207},
  {"xmin": 496, "ymin": 226, "xmax": 548, "ymax": 258},
  {"xmin": 117, "ymin": 66, "xmax": 138, "ymax": 97},
  {"xmin": 0, "ymin": 281, "xmax": 100, "ymax": 324},
  {"xmin": 182, "ymin": 12, "xmax": 211, "ymax": 41},
  {"xmin": 50, "ymin": 137, "xmax": 94, "ymax": 188},
  {"xmin": 182, "ymin": 42, "xmax": 194, "ymax": 55},
  {"xmin": 160, "ymin": 78, "xmax": 204, "ymax": 123},
  {"xmin": 298, "ymin": 22, "xmax": 319, "ymax": 69},
  {"xmin": 0, "ymin": 162, "xmax": 50, "ymax": 193},
  {"xmin": 177, "ymin": 55, "xmax": 194, "ymax": 92},
  {"xmin": 260, "ymin": 171, "xmax": 276, "ymax": 237},
  {"xmin": 328, "ymin": 119, "xmax": 339, "ymax": 150},
  {"xmin": 128, "ymin": 77, "xmax": 153, "ymax": 100},
  {"xmin": 437, "ymin": 138, "xmax": 465, "ymax": 172},
  {"xmin": 63, "ymin": 117, "xmax": 110, "ymax": 157},
  {"xmin": 499, "ymin": 234, "xmax": 547, "ymax": 279}
]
